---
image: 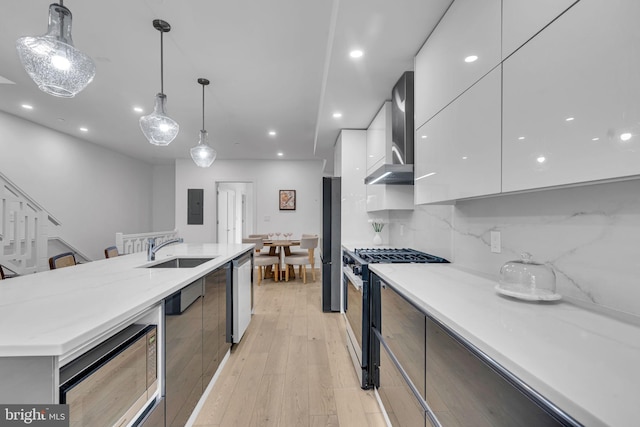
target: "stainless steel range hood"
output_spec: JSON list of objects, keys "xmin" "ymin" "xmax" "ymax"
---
[
  {"xmin": 364, "ymin": 164, "xmax": 414, "ymax": 185},
  {"xmin": 365, "ymin": 71, "xmax": 414, "ymax": 185}
]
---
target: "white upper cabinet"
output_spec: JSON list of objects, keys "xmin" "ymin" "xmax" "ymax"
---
[
  {"xmin": 502, "ymin": 0, "xmax": 577, "ymax": 58},
  {"xmin": 415, "ymin": 67, "xmax": 502, "ymax": 204},
  {"xmin": 366, "ymin": 102, "xmax": 391, "ymax": 174},
  {"xmin": 414, "ymin": 0, "xmax": 501, "ymax": 128},
  {"xmin": 502, "ymin": 0, "xmax": 640, "ymax": 192}
]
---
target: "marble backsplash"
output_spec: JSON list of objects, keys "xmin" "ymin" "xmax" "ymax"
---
[{"xmin": 389, "ymin": 178, "xmax": 640, "ymax": 319}]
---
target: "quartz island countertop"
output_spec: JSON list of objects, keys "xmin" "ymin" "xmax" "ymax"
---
[
  {"xmin": 369, "ymin": 263, "xmax": 640, "ymax": 427},
  {"xmin": 0, "ymin": 243, "xmax": 253, "ymax": 358}
]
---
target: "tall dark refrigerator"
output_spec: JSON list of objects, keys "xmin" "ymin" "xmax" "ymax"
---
[{"xmin": 322, "ymin": 177, "xmax": 341, "ymax": 312}]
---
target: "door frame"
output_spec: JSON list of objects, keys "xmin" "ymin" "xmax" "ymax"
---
[{"xmin": 215, "ymin": 181, "xmax": 256, "ymax": 243}]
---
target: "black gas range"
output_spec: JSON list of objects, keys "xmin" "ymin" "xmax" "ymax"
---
[
  {"xmin": 354, "ymin": 248, "xmax": 449, "ymax": 265},
  {"xmin": 342, "ymin": 247, "xmax": 448, "ymax": 389}
]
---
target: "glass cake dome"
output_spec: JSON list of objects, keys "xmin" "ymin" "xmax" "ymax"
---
[{"xmin": 496, "ymin": 252, "xmax": 561, "ymax": 301}]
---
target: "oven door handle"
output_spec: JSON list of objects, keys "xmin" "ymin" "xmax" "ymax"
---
[{"xmin": 343, "ymin": 266, "xmax": 363, "ymax": 291}]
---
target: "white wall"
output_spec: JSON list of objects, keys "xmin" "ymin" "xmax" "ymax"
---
[
  {"xmin": 389, "ymin": 179, "xmax": 640, "ymax": 319},
  {"xmin": 152, "ymin": 164, "xmax": 176, "ymax": 231},
  {"xmin": 0, "ymin": 111, "xmax": 154, "ymax": 260},
  {"xmin": 175, "ymin": 159, "xmax": 324, "ymax": 246}
]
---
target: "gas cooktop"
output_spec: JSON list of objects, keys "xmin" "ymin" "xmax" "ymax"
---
[{"xmin": 354, "ymin": 248, "xmax": 449, "ymax": 264}]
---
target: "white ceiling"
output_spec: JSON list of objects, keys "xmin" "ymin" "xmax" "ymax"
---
[{"xmin": 0, "ymin": 0, "xmax": 452, "ymax": 174}]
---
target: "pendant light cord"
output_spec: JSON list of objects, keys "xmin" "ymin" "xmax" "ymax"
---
[
  {"xmin": 160, "ymin": 31, "xmax": 164, "ymax": 95},
  {"xmin": 202, "ymin": 83, "xmax": 205, "ymax": 131}
]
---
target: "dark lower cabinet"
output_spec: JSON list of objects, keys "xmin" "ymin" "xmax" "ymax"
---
[
  {"xmin": 165, "ymin": 279, "xmax": 203, "ymax": 427},
  {"xmin": 380, "ymin": 282, "xmax": 426, "ymax": 398},
  {"xmin": 203, "ymin": 265, "xmax": 231, "ymax": 386},
  {"xmin": 377, "ymin": 337, "xmax": 430, "ymax": 427},
  {"xmin": 164, "ymin": 263, "xmax": 233, "ymax": 427},
  {"xmin": 372, "ymin": 273, "xmax": 579, "ymax": 427},
  {"xmin": 425, "ymin": 317, "xmax": 566, "ymax": 427}
]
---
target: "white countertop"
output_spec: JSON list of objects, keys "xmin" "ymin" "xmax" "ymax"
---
[
  {"xmin": 369, "ymin": 263, "xmax": 640, "ymax": 427},
  {"xmin": 0, "ymin": 243, "xmax": 253, "ymax": 358}
]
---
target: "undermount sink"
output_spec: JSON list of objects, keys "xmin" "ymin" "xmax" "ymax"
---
[{"xmin": 146, "ymin": 257, "xmax": 215, "ymax": 268}]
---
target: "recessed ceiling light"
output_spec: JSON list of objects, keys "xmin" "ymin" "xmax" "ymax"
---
[
  {"xmin": 349, "ymin": 49, "xmax": 364, "ymax": 59},
  {"xmin": 518, "ymin": 136, "xmax": 525, "ymax": 140},
  {"xmin": 592, "ymin": 137, "xmax": 600, "ymax": 141},
  {"xmin": 268, "ymin": 130, "xmax": 276, "ymax": 136},
  {"xmin": 620, "ymin": 133, "xmax": 632, "ymax": 141},
  {"xmin": 133, "ymin": 106, "xmax": 143, "ymax": 113},
  {"xmin": 21, "ymin": 104, "xmax": 33, "ymax": 110},
  {"xmin": 333, "ymin": 112, "xmax": 342, "ymax": 118},
  {"xmin": 464, "ymin": 55, "xmax": 478, "ymax": 63},
  {"xmin": 421, "ymin": 135, "xmax": 427, "ymax": 139},
  {"xmin": 536, "ymin": 156, "xmax": 546, "ymax": 163},
  {"xmin": 565, "ymin": 117, "xmax": 575, "ymax": 121},
  {"xmin": 277, "ymin": 152, "xmax": 283, "ymax": 157},
  {"xmin": 79, "ymin": 127, "xmax": 88, "ymax": 132},
  {"xmin": 462, "ymin": 156, "xmax": 468, "ymax": 160}
]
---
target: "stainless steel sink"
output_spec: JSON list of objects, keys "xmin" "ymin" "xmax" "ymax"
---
[{"xmin": 146, "ymin": 257, "xmax": 215, "ymax": 268}]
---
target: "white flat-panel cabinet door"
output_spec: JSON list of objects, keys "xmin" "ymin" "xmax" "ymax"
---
[
  {"xmin": 415, "ymin": 68, "xmax": 501, "ymax": 204},
  {"xmin": 502, "ymin": 0, "xmax": 578, "ymax": 58},
  {"xmin": 414, "ymin": 0, "xmax": 501, "ymax": 128},
  {"xmin": 502, "ymin": 0, "xmax": 640, "ymax": 193},
  {"xmin": 366, "ymin": 102, "xmax": 391, "ymax": 174}
]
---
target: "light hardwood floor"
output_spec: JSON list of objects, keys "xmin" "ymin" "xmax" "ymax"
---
[{"xmin": 194, "ymin": 269, "xmax": 387, "ymax": 427}]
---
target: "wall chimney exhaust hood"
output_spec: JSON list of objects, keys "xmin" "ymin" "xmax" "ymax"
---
[
  {"xmin": 364, "ymin": 164, "xmax": 414, "ymax": 184},
  {"xmin": 365, "ymin": 71, "xmax": 414, "ymax": 185}
]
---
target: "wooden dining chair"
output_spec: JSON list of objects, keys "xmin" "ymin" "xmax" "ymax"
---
[
  {"xmin": 104, "ymin": 246, "xmax": 119, "ymax": 258},
  {"xmin": 290, "ymin": 233, "xmax": 318, "ymax": 256},
  {"xmin": 49, "ymin": 252, "xmax": 77, "ymax": 270},
  {"xmin": 283, "ymin": 236, "xmax": 318, "ymax": 283},
  {"xmin": 243, "ymin": 238, "xmax": 280, "ymax": 285},
  {"xmin": 0, "ymin": 265, "xmax": 5, "ymax": 280}
]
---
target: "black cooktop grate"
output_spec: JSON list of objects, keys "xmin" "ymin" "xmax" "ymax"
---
[{"xmin": 354, "ymin": 248, "xmax": 449, "ymax": 264}]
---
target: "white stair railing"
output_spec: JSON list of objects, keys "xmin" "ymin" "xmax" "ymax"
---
[
  {"xmin": 116, "ymin": 230, "xmax": 178, "ymax": 255},
  {"xmin": 1, "ymin": 172, "xmax": 61, "ymax": 274}
]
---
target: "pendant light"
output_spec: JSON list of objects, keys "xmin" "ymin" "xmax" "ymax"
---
[
  {"xmin": 190, "ymin": 78, "xmax": 217, "ymax": 168},
  {"xmin": 16, "ymin": 1, "xmax": 96, "ymax": 98},
  {"xmin": 139, "ymin": 19, "xmax": 179, "ymax": 146}
]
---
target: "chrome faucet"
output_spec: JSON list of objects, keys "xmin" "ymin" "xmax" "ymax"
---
[{"xmin": 147, "ymin": 237, "xmax": 184, "ymax": 261}]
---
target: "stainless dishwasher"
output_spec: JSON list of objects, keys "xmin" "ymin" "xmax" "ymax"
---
[{"xmin": 232, "ymin": 251, "xmax": 253, "ymax": 343}]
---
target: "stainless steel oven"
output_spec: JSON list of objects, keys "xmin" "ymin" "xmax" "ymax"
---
[
  {"xmin": 60, "ymin": 324, "xmax": 158, "ymax": 427},
  {"xmin": 342, "ymin": 251, "xmax": 371, "ymax": 388},
  {"xmin": 342, "ymin": 247, "xmax": 449, "ymax": 390}
]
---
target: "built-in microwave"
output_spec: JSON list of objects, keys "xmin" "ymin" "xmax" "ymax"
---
[{"xmin": 60, "ymin": 324, "xmax": 158, "ymax": 427}]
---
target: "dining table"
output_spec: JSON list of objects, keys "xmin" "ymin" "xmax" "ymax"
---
[{"xmin": 262, "ymin": 239, "xmax": 300, "ymax": 280}]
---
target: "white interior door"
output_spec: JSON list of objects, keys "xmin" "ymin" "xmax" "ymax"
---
[
  {"xmin": 228, "ymin": 191, "xmax": 237, "ymax": 243},
  {"xmin": 217, "ymin": 190, "xmax": 230, "ymax": 244},
  {"xmin": 216, "ymin": 181, "xmax": 255, "ymax": 242}
]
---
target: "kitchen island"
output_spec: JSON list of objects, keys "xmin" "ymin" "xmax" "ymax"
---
[
  {"xmin": 0, "ymin": 243, "xmax": 253, "ymax": 423},
  {"xmin": 370, "ymin": 263, "xmax": 640, "ymax": 427}
]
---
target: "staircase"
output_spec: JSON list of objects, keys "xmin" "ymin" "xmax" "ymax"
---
[{"xmin": 0, "ymin": 172, "xmax": 86, "ymax": 275}]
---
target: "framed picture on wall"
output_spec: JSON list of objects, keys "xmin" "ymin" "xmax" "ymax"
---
[{"xmin": 279, "ymin": 190, "xmax": 296, "ymax": 210}]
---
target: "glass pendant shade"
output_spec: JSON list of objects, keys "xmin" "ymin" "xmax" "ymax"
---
[
  {"xmin": 16, "ymin": 3, "xmax": 95, "ymax": 98},
  {"xmin": 191, "ymin": 130, "xmax": 217, "ymax": 168},
  {"xmin": 139, "ymin": 93, "xmax": 179, "ymax": 146}
]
